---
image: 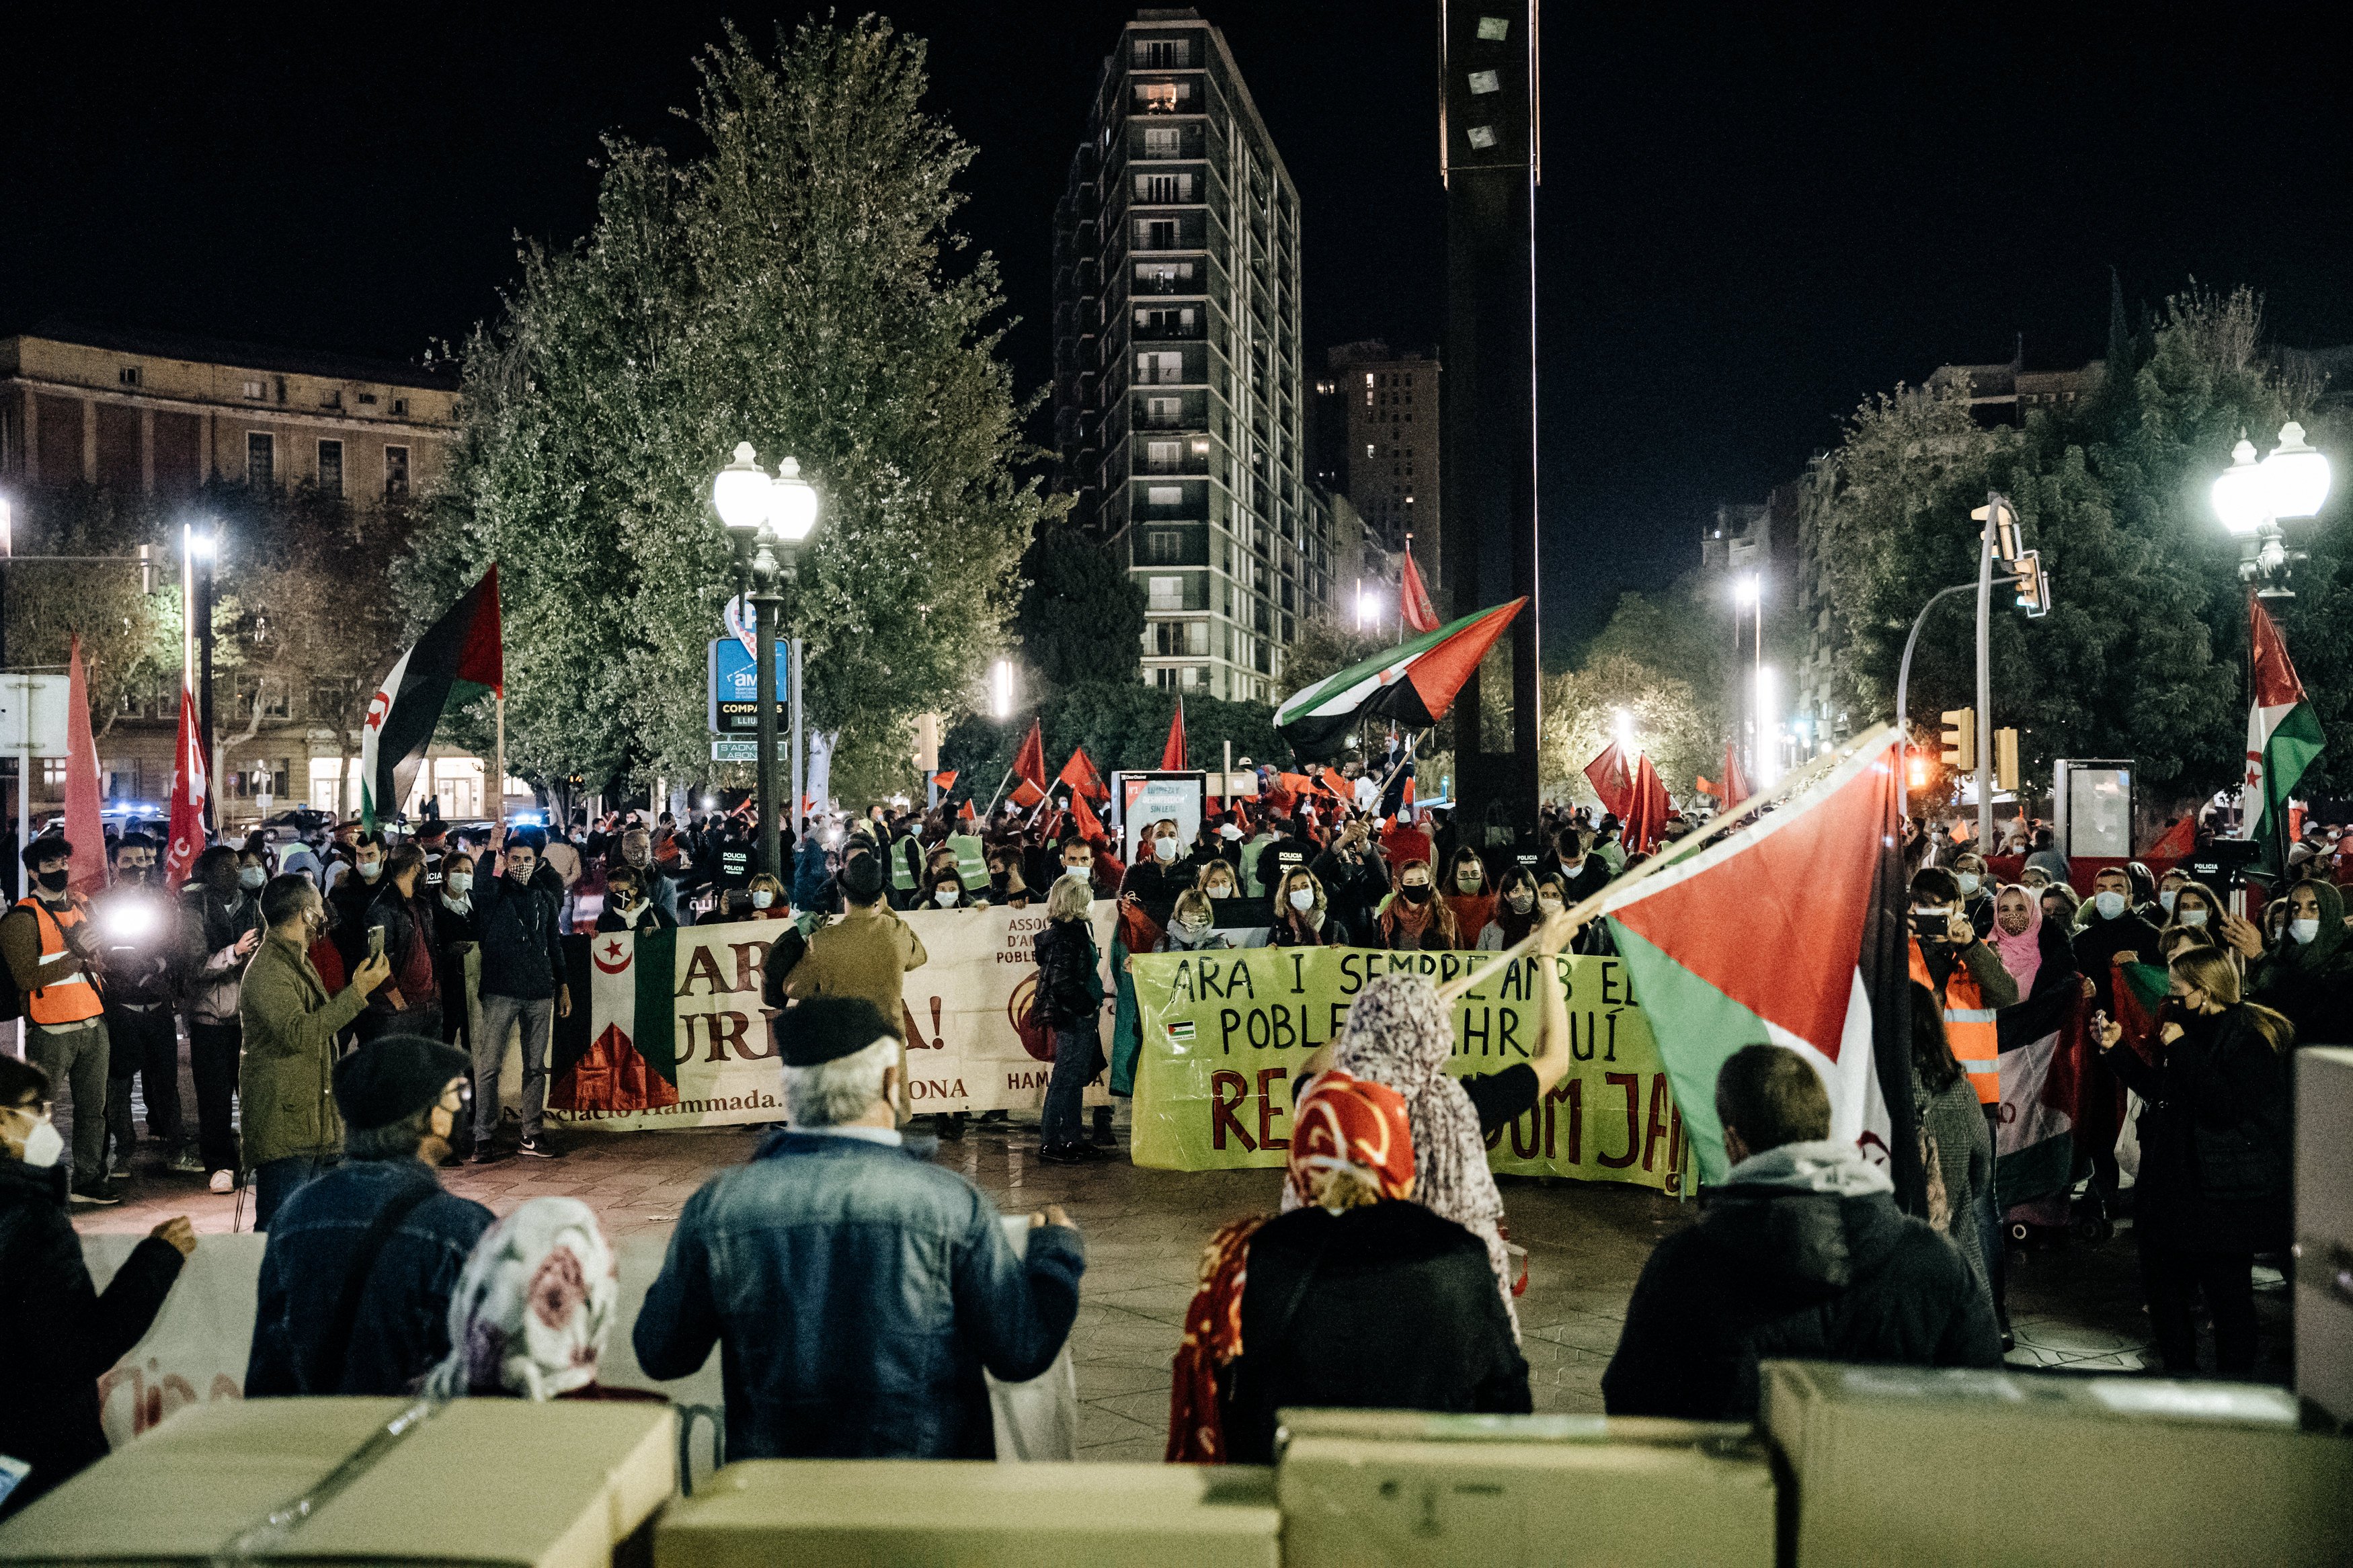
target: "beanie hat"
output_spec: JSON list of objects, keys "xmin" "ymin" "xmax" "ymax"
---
[
  {"xmin": 839, "ymin": 854, "xmax": 887, "ymax": 903},
  {"xmin": 777, "ymin": 997, "xmax": 900, "ymax": 1067},
  {"xmin": 334, "ymin": 1034, "xmax": 471, "ymax": 1129}
]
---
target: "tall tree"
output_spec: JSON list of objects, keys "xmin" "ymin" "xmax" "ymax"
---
[
  {"xmin": 403, "ymin": 19, "xmax": 1049, "ymax": 797},
  {"xmin": 1015, "ymin": 523, "xmax": 1142, "ymax": 691}
]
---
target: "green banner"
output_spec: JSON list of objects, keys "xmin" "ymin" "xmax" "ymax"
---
[{"xmin": 1131, "ymin": 946, "xmax": 1686, "ymax": 1193}]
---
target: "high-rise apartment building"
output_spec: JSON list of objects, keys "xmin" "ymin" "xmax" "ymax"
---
[
  {"xmin": 1326, "ymin": 339, "xmax": 1439, "ymax": 591},
  {"xmin": 1053, "ymin": 8, "xmax": 1329, "ymax": 702}
]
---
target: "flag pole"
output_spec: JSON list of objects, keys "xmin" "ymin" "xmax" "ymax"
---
[
  {"xmin": 1429, "ymin": 725, "xmax": 1889, "ymax": 1005},
  {"xmin": 493, "ymin": 694, "xmax": 506, "ymax": 832},
  {"xmin": 980, "ymin": 765, "xmax": 1016, "ymax": 820}
]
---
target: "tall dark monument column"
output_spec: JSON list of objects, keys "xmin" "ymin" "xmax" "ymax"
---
[{"xmin": 1438, "ymin": 1, "xmax": 1541, "ymax": 832}]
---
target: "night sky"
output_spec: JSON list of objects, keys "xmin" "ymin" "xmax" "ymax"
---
[{"xmin": 9, "ymin": 3, "xmax": 2352, "ymax": 653}]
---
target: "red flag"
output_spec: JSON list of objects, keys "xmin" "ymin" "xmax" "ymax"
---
[
  {"xmin": 2145, "ymin": 814, "xmax": 2195, "ymax": 861},
  {"xmin": 1010, "ymin": 778, "xmax": 1046, "ymax": 809},
  {"xmin": 1624, "ymin": 753, "xmax": 1673, "ymax": 856},
  {"xmin": 63, "ymin": 636, "xmax": 106, "ymax": 895},
  {"xmin": 1583, "ymin": 743, "xmax": 1634, "ymax": 818},
  {"xmin": 1070, "ymin": 788, "xmax": 1107, "ymax": 843},
  {"xmin": 1721, "ymin": 741, "xmax": 1751, "ymax": 811},
  {"xmin": 1320, "ymin": 766, "xmax": 1349, "ymax": 798},
  {"xmin": 931, "ymin": 770, "xmax": 958, "ymax": 792},
  {"xmin": 1160, "ymin": 700, "xmax": 1187, "ymax": 771},
  {"xmin": 957, "ymin": 798, "xmax": 976, "ymax": 821},
  {"xmin": 1400, "ymin": 541, "xmax": 1439, "ymax": 634},
  {"xmin": 163, "ymin": 682, "xmax": 209, "ymax": 888},
  {"xmin": 1012, "ymin": 718, "xmax": 1046, "ymax": 792},
  {"xmin": 1697, "ymin": 774, "xmax": 1718, "ymax": 799},
  {"xmin": 1057, "ymin": 746, "xmax": 1107, "ymax": 802}
]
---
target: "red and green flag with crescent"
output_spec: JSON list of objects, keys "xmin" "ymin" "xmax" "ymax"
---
[
  {"xmin": 1273, "ymin": 599, "xmax": 1525, "ymax": 758},
  {"xmin": 1588, "ymin": 729, "xmax": 1921, "ymax": 1198},
  {"xmin": 2237, "ymin": 596, "xmax": 2323, "ymax": 874},
  {"xmin": 360, "ymin": 567, "xmax": 503, "ymax": 828}
]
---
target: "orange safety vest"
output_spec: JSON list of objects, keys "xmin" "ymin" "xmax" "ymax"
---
[
  {"xmin": 1909, "ymin": 934, "xmax": 1998, "ymax": 1106},
  {"xmin": 15, "ymin": 895, "xmax": 105, "ymax": 1027}
]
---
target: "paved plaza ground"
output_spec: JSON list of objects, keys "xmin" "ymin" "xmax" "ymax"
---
[{"xmin": 71, "ymin": 1085, "xmax": 2291, "ymax": 1462}]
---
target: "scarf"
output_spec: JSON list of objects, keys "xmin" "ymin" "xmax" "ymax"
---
[
  {"xmin": 1167, "ymin": 1072, "xmax": 1413, "ymax": 1464},
  {"xmin": 422, "ymin": 1197, "xmax": 619, "ymax": 1401},
  {"xmin": 1316, "ymin": 973, "xmax": 1516, "ymax": 1332},
  {"xmin": 1985, "ymin": 884, "xmax": 2044, "ymax": 994},
  {"xmin": 1381, "ymin": 893, "xmax": 1435, "ymax": 946}
]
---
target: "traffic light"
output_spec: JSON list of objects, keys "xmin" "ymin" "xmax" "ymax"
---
[
  {"xmin": 1941, "ymin": 708, "xmax": 1975, "ymax": 771},
  {"xmin": 1995, "ymin": 728, "xmax": 2020, "ymax": 794},
  {"xmin": 2013, "ymin": 550, "xmax": 2050, "ymax": 618},
  {"xmin": 1972, "ymin": 493, "xmax": 2022, "ymax": 565}
]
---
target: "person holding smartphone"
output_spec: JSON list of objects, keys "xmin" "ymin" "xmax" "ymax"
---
[{"xmin": 358, "ymin": 843, "xmax": 442, "ymax": 1045}]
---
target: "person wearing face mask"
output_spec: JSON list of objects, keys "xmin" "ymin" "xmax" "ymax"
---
[
  {"xmin": 1441, "ymin": 850, "xmax": 1494, "ymax": 951},
  {"xmin": 174, "ymin": 844, "xmax": 265, "ymax": 1192},
  {"xmin": 431, "ymin": 850, "xmax": 483, "ymax": 1081},
  {"xmin": 2094, "ymin": 946, "xmax": 2292, "ymax": 1376},
  {"xmin": 0, "ymin": 1055, "xmax": 192, "ymax": 1520},
  {"xmin": 2159, "ymin": 878, "xmax": 2225, "ymax": 946},
  {"xmin": 244, "ymin": 1036, "xmax": 493, "ymax": 1397},
  {"xmin": 1033, "ymin": 874, "xmax": 1111, "ymax": 1163},
  {"xmin": 469, "ymin": 832, "xmax": 572, "ymax": 1163},
  {"xmin": 595, "ymin": 865, "xmax": 677, "ymax": 933},
  {"xmin": 2, "ymin": 839, "xmax": 116, "ymax": 1205},
  {"xmin": 926, "ymin": 868, "xmax": 977, "ymax": 910},
  {"xmin": 1119, "ymin": 818, "xmax": 1191, "ymax": 904},
  {"xmin": 1984, "ymin": 882, "xmax": 2075, "ymax": 999},
  {"xmin": 1378, "ymin": 860, "xmax": 1460, "ymax": 952},
  {"xmin": 1949, "ymin": 853, "xmax": 1995, "ymax": 938},
  {"xmin": 93, "ymin": 833, "xmax": 183, "ymax": 1184},
  {"xmin": 1311, "ymin": 818, "xmax": 1387, "ymax": 942},
  {"xmin": 2022, "ymin": 826, "xmax": 2071, "ymax": 887},
  {"xmin": 2071, "ymin": 866, "xmax": 2162, "ymax": 1017},
  {"xmin": 2228, "ymin": 877, "xmax": 2353, "ymax": 1046},
  {"xmin": 618, "ymin": 827, "xmax": 682, "ymax": 925},
  {"xmin": 729, "ymin": 871, "xmax": 793, "ymax": 921},
  {"xmin": 1475, "ymin": 867, "xmax": 1544, "ymax": 952},
  {"xmin": 1270, "ymin": 868, "xmax": 1335, "ymax": 947},
  {"xmin": 1257, "ymin": 815, "xmax": 1318, "ymax": 899},
  {"xmin": 1544, "ymin": 829, "xmax": 1611, "ymax": 906},
  {"xmin": 239, "ymin": 875, "xmax": 395, "ymax": 1227},
  {"xmin": 329, "ymin": 831, "xmax": 389, "ymax": 975},
  {"xmin": 357, "ymin": 844, "xmax": 442, "ymax": 1045},
  {"xmin": 1153, "ymin": 889, "xmax": 1231, "ymax": 954}
]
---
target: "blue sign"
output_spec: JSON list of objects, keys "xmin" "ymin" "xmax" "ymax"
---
[{"xmin": 707, "ymin": 640, "xmax": 791, "ymax": 734}]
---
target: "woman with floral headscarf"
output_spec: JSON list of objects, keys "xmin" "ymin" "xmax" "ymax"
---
[
  {"xmin": 422, "ymin": 1197, "xmax": 654, "ymax": 1402},
  {"xmin": 1166, "ymin": 1071, "xmax": 1529, "ymax": 1464}
]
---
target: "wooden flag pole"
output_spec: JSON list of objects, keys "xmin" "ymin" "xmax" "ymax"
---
[
  {"xmin": 1428, "ymin": 725, "xmax": 1892, "ymax": 1005},
  {"xmin": 980, "ymin": 764, "xmax": 1016, "ymax": 821},
  {"xmin": 493, "ymin": 694, "xmax": 507, "ymax": 833}
]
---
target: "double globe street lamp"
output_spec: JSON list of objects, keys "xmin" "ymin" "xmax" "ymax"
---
[
  {"xmin": 712, "ymin": 442, "xmax": 820, "ymax": 881},
  {"xmin": 2211, "ymin": 421, "xmax": 2330, "ymax": 598}
]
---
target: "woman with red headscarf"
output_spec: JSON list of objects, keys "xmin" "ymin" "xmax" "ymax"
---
[{"xmin": 1166, "ymin": 1071, "xmax": 1529, "ymax": 1464}]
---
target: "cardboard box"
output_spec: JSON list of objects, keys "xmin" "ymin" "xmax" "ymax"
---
[
  {"xmin": 1274, "ymin": 1409, "xmax": 1776, "ymax": 1567},
  {"xmin": 1763, "ymin": 1360, "xmax": 2353, "ymax": 1567},
  {"xmin": 0, "ymin": 1397, "xmax": 674, "ymax": 1567},
  {"xmin": 2295, "ymin": 1046, "xmax": 2353, "ymax": 1423},
  {"xmin": 652, "ymin": 1460, "xmax": 1279, "ymax": 1568}
]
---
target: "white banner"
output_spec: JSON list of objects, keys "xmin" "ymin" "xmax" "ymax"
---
[{"xmin": 549, "ymin": 902, "xmax": 1119, "ymax": 1132}]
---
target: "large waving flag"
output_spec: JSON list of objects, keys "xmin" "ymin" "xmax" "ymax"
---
[
  {"xmin": 2237, "ymin": 596, "xmax": 2323, "ymax": 873},
  {"xmin": 1623, "ymin": 752, "xmax": 1673, "ymax": 856},
  {"xmin": 63, "ymin": 638, "xmax": 107, "ymax": 895},
  {"xmin": 1160, "ymin": 699, "xmax": 1187, "ymax": 771},
  {"xmin": 162, "ymin": 683, "xmax": 208, "ymax": 888},
  {"xmin": 1057, "ymin": 747, "xmax": 1106, "ymax": 802},
  {"xmin": 1275, "ymin": 600, "xmax": 1525, "ymax": 757},
  {"xmin": 360, "ymin": 568, "xmax": 503, "ymax": 828},
  {"xmin": 1592, "ymin": 729, "xmax": 1918, "ymax": 1196},
  {"xmin": 1400, "ymin": 542, "xmax": 1439, "ymax": 634},
  {"xmin": 1583, "ymin": 743, "xmax": 1634, "ymax": 818}
]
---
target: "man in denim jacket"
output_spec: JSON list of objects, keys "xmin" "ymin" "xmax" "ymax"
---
[{"xmin": 635, "ymin": 997, "xmax": 1085, "ymax": 1458}]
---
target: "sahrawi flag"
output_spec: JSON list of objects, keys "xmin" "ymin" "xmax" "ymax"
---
[
  {"xmin": 360, "ymin": 567, "xmax": 503, "ymax": 828},
  {"xmin": 2236, "ymin": 595, "xmax": 2323, "ymax": 870},
  {"xmin": 1273, "ymin": 598, "xmax": 1525, "ymax": 756},
  {"xmin": 1589, "ymin": 728, "xmax": 1921, "ymax": 1197}
]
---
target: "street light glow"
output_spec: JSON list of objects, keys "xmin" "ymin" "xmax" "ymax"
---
[
  {"xmin": 2211, "ymin": 434, "xmax": 2268, "ymax": 535},
  {"xmin": 768, "ymin": 456, "xmax": 820, "ymax": 542},
  {"xmin": 1734, "ymin": 572, "xmax": 1761, "ymax": 606},
  {"xmin": 713, "ymin": 442, "xmax": 772, "ymax": 530},
  {"xmin": 2264, "ymin": 421, "xmax": 2331, "ymax": 520},
  {"xmin": 990, "ymin": 659, "xmax": 1015, "ymax": 719},
  {"xmin": 1613, "ymin": 707, "xmax": 1636, "ymax": 753}
]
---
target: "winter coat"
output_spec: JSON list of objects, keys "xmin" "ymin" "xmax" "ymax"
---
[
  {"xmin": 244, "ymin": 1159, "xmax": 493, "ymax": 1397},
  {"xmin": 0, "ymin": 1159, "xmax": 183, "ymax": 1518},
  {"xmin": 1218, "ymin": 1200, "xmax": 1531, "ymax": 1466},
  {"xmin": 1602, "ymin": 1140, "xmax": 2000, "ymax": 1420},
  {"xmin": 2247, "ymin": 880, "xmax": 2353, "ymax": 1047},
  {"xmin": 783, "ymin": 902, "xmax": 928, "ymax": 1031},
  {"xmin": 362, "ymin": 886, "xmax": 438, "ymax": 1014},
  {"xmin": 471, "ymin": 872, "xmax": 564, "ymax": 1003},
  {"xmin": 1310, "ymin": 847, "xmax": 1387, "ymax": 940},
  {"xmin": 2073, "ymin": 909, "xmax": 2163, "ymax": 1012},
  {"xmin": 634, "ymin": 1130, "xmax": 1084, "ymax": 1460},
  {"xmin": 1915, "ymin": 1074, "xmax": 1993, "ymax": 1296},
  {"xmin": 239, "ymin": 930, "xmax": 369, "ymax": 1168},
  {"xmin": 1033, "ymin": 918, "xmax": 1104, "ymax": 1029},
  {"xmin": 181, "ymin": 886, "xmax": 262, "ymax": 1025},
  {"xmin": 2100, "ymin": 1003, "xmax": 2291, "ymax": 1253}
]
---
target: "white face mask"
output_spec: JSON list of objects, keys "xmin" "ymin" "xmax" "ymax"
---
[
  {"xmin": 2159, "ymin": 889, "xmax": 2178, "ymax": 912},
  {"xmin": 1956, "ymin": 872, "xmax": 1981, "ymax": 897},
  {"xmin": 2179, "ymin": 907, "xmax": 2207, "ymax": 928},
  {"xmin": 2093, "ymin": 891, "xmax": 2126, "ymax": 920},
  {"xmin": 934, "ymin": 886, "xmax": 959, "ymax": 907},
  {"xmin": 357, "ymin": 860, "xmax": 383, "ymax": 880},
  {"xmin": 1287, "ymin": 888, "xmax": 1315, "ymax": 911},
  {"xmin": 1206, "ymin": 884, "xmax": 1233, "ymax": 899},
  {"xmin": 2290, "ymin": 917, "xmax": 2321, "ymax": 945},
  {"xmin": 752, "ymin": 891, "xmax": 775, "ymax": 909},
  {"xmin": 1536, "ymin": 896, "xmax": 1564, "ymax": 915},
  {"xmin": 1176, "ymin": 917, "xmax": 1210, "ymax": 938},
  {"xmin": 1457, "ymin": 870, "xmax": 1482, "ymax": 892},
  {"xmin": 446, "ymin": 873, "xmax": 473, "ymax": 896},
  {"xmin": 19, "ymin": 1114, "xmax": 63, "ymax": 1169},
  {"xmin": 1153, "ymin": 835, "xmax": 1179, "ymax": 863}
]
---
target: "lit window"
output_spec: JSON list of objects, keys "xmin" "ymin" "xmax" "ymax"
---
[
  {"xmin": 1468, "ymin": 70, "xmax": 1500, "ymax": 95},
  {"xmin": 243, "ymin": 380, "xmax": 266, "ymax": 400},
  {"xmin": 1477, "ymin": 16, "xmax": 1511, "ymax": 40}
]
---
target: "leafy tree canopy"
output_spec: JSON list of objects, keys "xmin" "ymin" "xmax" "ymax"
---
[{"xmin": 1015, "ymin": 523, "xmax": 1142, "ymax": 691}]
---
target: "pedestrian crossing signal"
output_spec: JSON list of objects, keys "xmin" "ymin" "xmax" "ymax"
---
[
  {"xmin": 2013, "ymin": 550, "xmax": 2050, "ymax": 618},
  {"xmin": 1941, "ymin": 709, "xmax": 1975, "ymax": 771}
]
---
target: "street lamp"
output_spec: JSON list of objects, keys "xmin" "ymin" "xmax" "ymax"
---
[
  {"xmin": 2212, "ymin": 421, "xmax": 2330, "ymax": 597},
  {"xmin": 990, "ymin": 659, "xmax": 1016, "ymax": 720},
  {"xmin": 714, "ymin": 442, "xmax": 821, "ymax": 881}
]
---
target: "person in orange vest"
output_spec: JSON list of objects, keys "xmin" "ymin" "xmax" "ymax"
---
[
  {"xmin": 1, "ymin": 838, "xmax": 115, "ymax": 1204},
  {"xmin": 1905, "ymin": 864, "xmax": 2019, "ymax": 1345}
]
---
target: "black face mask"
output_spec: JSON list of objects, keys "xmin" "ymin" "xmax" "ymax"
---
[
  {"xmin": 1399, "ymin": 882, "xmax": 1430, "ymax": 904},
  {"xmin": 36, "ymin": 868, "xmax": 71, "ymax": 893}
]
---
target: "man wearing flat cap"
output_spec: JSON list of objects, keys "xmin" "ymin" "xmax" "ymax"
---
[
  {"xmin": 636, "ymin": 996, "xmax": 1086, "ymax": 1459},
  {"xmin": 244, "ymin": 1034, "xmax": 493, "ymax": 1397}
]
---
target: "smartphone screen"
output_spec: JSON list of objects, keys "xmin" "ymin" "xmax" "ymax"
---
[
  {"xmin": 366, "ymin": 925, "xmax": 386, "ymax": 961},
  {"xmin": 1910, "ymin": 911, "xmax": 1946, "ymax": 942}
]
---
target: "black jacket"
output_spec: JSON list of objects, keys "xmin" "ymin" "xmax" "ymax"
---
[
  {"xmin": 471, "ymin": 871, "xmax": 564, "ymax": 1001},
  {"xmin": 2072, "ymin": 911, "xmax": 2163, "ymax": 1012},
  {"xmin": 1310, "ymin": 847, "xmax": 1387, "ymax": 942},
  {"xmin": 2100, "ymin": 1004, "xmax": 2291, "ymax": 1253},
  {"xmin": 1222, "ymin": 1201, "xmax": 1530, "ymax": 1464},
  {"xmin": 1602, "ymin": 1168, "xmax": 2001, "ymax": 1421},
  {"xmin": 361, "ymin": 887, "xmax": 438, "ymax": 1013},
  {"xmin": 1033, "ymin": 919, "xmax": 1102, "ymax": 1029},
  {"xmin": 0, "ymin": 1159, "xmax": 183, "ymax": 1518}
]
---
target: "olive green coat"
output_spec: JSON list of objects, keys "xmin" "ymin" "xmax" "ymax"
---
[{"xmin": 238, "ymin": 930, "xmax": 368, "ymax": 1168}]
